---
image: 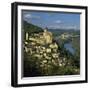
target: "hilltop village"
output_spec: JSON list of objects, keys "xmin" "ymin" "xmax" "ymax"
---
[
  {"xmin": 23, "ymin": 27, "xmax": 80, "ymax": 76},
  {"xmin": 24, "ymin": 29, "xmax": 65, "ymax": 65},
  {"xmin": 24, "ymin": 28, "xmax": 67, "ymax": 75}
]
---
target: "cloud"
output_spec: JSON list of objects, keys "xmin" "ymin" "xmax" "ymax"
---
[
  {"xmin": 48, "ymin": 24, "xmax": 77, "ymax": 29},
  {"xmin": 48, "ymin": 25, "xmax": 61, "ymax": 29},
  {"xmin": 66, "ymin": 25, "xmax": 77, "ymax": 29},
  {"xmin": 24, "ymin": 13, "xmax": 40, "ymax": 19},
  {"xmin": 55, "ymin": 20, "xmax": 62, "ymax": 24},
  {"xmin": 24, "ymin": 14, "xmax": 31, "ymax": 18}
]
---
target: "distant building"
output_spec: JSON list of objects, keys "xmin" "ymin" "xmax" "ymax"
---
[{"xmin": 60, "ymin": 33, "xmax": 70, "ymax": 39}]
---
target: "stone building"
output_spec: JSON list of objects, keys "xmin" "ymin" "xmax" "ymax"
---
[{"xmin": 43, "ymin": 28, "xmax": 52, "ymax": 44}]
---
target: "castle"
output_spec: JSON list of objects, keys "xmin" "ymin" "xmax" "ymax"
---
[{"xmin": 25, "ymin": 28, "xmax": 53, "ymax": 45}]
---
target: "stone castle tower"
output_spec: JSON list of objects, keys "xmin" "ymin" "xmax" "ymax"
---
[{"xmin": 43, "ymin": 28, "xmax": 52, "ymax": 44}]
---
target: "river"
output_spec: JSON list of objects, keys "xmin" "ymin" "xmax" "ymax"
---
[{"xmin": 64, "ymin": 42, "xmax": 75, "ymax": 55}]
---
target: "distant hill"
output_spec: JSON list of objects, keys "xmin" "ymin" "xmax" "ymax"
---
[
  {"xmin": 23, "ymin": 21, "xmax": 43, "ymax": 34},
  {"xmin": 48, "ymin": 29, "xmax": 80, "ymax": 32},
  {"xmin": 48, "ymin": 29, "xmax": 80, "ymax": 36}
]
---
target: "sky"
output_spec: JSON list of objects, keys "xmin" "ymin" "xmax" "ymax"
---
[{"xmin": 22, "ymin": 11, "xmax": 80, "ymax": 30}]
